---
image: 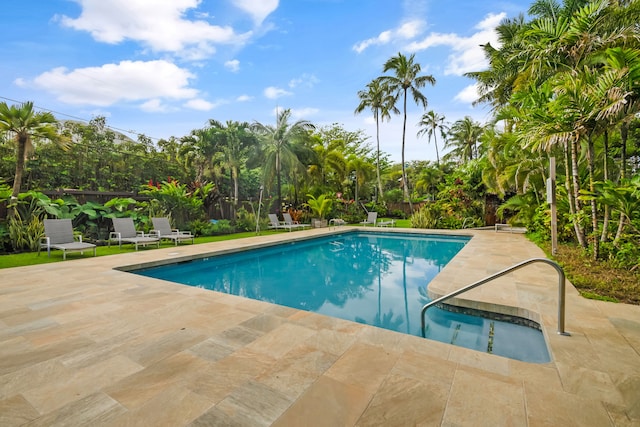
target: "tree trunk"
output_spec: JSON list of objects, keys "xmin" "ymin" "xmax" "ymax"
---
[
  {"xmin": 564, "ymin": 142, "xmax": 577, "ymax": 224},
  {"xmin": 401, "ymin": 89, "xmax": 413, "ymax": 213},
  {"xmin": 600, "ymin": 130, "xmax": 609, "ymax": 242},
  {"xmin": 614, "ymin": 122, "xmax": 628, "ymax": 243},
  {"xmin": 375, "ymin": 113, "xmax": 384, "ymax": 203},
  {"xmin": 587, "ymin": 134, "xmax": 599, "ymax": 260},
  {"xmin": 570, "ymin": 138, "xmax": 587, "ymax": 247},
  {"xmin": 8, "ymin": 135, "xmax": 28, "ymax": 220},
  {"xmin": 276, "ymin": 150, "xmax": 282, "ymax": 214},
  {"xmin": 232, "ymin": 166, "xmax": 239, "ymax": 219}
]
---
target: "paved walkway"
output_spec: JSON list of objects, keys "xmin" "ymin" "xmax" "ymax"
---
[{"xmin": 0, "ymin": 228, "xmax": 638, "ymax": 426}]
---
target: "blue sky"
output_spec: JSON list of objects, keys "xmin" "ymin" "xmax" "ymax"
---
[{"xmin": 1, "ymin": 0, "xmax": 532, "ymax": 162}]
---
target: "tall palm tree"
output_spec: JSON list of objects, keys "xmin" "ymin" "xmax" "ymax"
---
[
  {"xmin": 416, "ymin": 110, "xmax": 446, "ymax": 165},
  {"xmin": 445, "ymin": 117, "xmax": 483, "ymax": 163},
  {"xmin": 0, "ymin": 102, "xmax": 62, "ymax": 207},
  {"xmin": 250, "ymin": 109, "xmax": 315, "ymax": 211},
  {"xmin": 354, "ymin": 78, "xmax": 398, "ymax": 202},
  {"xmin": 379, "ymin": 52, "xmax": 436, "ymax": 211}
]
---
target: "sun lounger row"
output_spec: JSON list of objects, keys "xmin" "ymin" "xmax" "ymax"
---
[
  {"xmin": 40, "ymin": 217, "xmax": 194, "ymax": 259},
  {"xmin": 268, "ymin": 213, "xmax": 311, "ymax": 231}
]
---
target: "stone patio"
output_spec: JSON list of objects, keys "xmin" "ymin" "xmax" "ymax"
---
[{"xmin": 0, "ymin": 228, "xmax": 638, "ymax": 426}]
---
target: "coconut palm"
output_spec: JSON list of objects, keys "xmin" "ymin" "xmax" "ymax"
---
[
  {"xmin": 250, "ymin": 109, "xmax": 315, "ymax": 210},
  {"xmin": 416, "ymin": 110, "xmax": 446, "ymax": 166},
  {"xmin": 379, "ymin": 52, "xmax": 436, "ymax": 210},
  {"xmin": 445, "ymin": 117, "xmax": 483, "ymax": 163},
  {"xmin": 355, "ymin": 78, "xmax": 398, "ymax": 202},
  {"xmin": 0, "ymin": 101, "xmax": 63, "ymax": 208}
]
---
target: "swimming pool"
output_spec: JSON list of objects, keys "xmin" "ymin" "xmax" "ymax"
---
[{"xmin": 133, "ymin": 231, "xmax": 550, "ymax": 363}]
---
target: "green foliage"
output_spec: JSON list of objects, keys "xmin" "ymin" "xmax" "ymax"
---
[
  {"xmin": 188, "ymin": 219, "xmax": 235, "ymax": 236},
  {"xmin": 389, "ymin": 209, "xmax": 407, "ymax": 219},
  {"xmin": 209, "ymin": 219, "xmax": 234, "ymax": 235},
  {"xmin": 364, "ymin": 200, "xmax": 388, "ymax": 216},
  {"xmin": 235, "ymin": 207, "xmax": 257, "ymax": 232},
  {"xmin": 140, "ymin": 179, "xmax": 207, "ymax": 229},
  {"xmin": 410, "ymin": 203, "xmax": 441, "ymax": 229},
  {"xmin": 305, "ymin": 193, "xmax": 333, "ymax": 219},
  {"xmin": 332, "ymin": 198, "xmax": 361, "ymax": 223},
  {"xmin": 8, "ymin": 213, "xmax": 43, "ymax": 252},
  {"xmin": 384, "ymin": 188, "xmax": 403, "ymax": 203}
]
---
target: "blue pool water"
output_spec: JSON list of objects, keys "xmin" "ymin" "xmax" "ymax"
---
[{"xmin": 134, "ymin": 231, "xmax": 550, "ymax": 363}]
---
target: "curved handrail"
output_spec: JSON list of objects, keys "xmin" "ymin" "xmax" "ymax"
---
[{"xmin": 420, "ymin": 258, "xmax": 569, "ymax": 338}]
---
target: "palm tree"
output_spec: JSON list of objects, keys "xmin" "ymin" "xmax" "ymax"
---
[
  {"xmin": 465, "ymin": 14, "xmax": 529, "ymax": 119},
  {"xmin": 354, "ymin": 78, "xmax": 398, "ymax": 202},
  {"xmin": 179, "ymin": 128, "xmax": 221, "ymax": 184},
  {"xmin": 250, "ymin": 109, "xmax": 315, "ymax": 211},
  {"xmin": 206, "ymin": 120, "xmax": 256, "ymax": 211},
  {"xmin": 0, "ymin": 101, "xmax": 62, "ymax": 208},
  {"xmin": 416, "ymin": 110, "xmax": 446, "ymax": 165},
  {"xmin": 307, "ymin": 134, "xmax": 347, "ymax": 193},
  {"xmin": 347, "ymin": 155, "xmax": 375, "ymax": 203},
  {"xmin": 445, "ymin": 117, "xmax": 483, "ymax": 163},
  {"xmin": 379, "ymin": 52, "xmax": 436, "ymax": 210}
]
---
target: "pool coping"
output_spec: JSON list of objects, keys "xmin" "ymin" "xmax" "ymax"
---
[{"xmin": 1, "ymin": 227, "xmax": 638, "ymax": 425}]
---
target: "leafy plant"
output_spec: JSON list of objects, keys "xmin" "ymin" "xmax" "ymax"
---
[
  {"xmin": 140, "ymin": 179, "xmax": 206, "ymax": 229},
  {"xmin": 8, "ymin": 213, "xmax": 44, "ymax": 252},
  {"xmin": 235, "ymin": 207, "xmax": 257, "ymax": 232},
  {"xmin": 305, "ymin": 193, "xmax": 333, "ymax": 219},
  {"xmin": 410, "ymin": 204, "xmax": 441, "ymax": 229}
]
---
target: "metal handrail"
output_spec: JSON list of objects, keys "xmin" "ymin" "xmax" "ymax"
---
[{"xmin": 420, "ymin": 258, "xmax": 570, "ymax": 338}]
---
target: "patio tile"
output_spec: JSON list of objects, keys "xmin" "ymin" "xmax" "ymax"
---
[{"xmin": 0, "ymin": 228, "xmax": 638, "ymax": 426}]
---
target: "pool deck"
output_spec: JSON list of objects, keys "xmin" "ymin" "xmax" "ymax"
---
[{"xmin": 1, "ymin": 227, "xmax": 639, "ymax": 426}]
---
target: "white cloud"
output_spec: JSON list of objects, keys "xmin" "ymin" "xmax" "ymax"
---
[
  {"xmin": 454, "ymin": 84, "xmax": 479, "ymax": 103},
  {"xmin": 140, "ymin": 99, "xmax": 167, "ymax": 112},
  {"xmin": 264, "ymin": 86, "xmax": 292, "ymax": 99},
  {"xmin": 236, "ymin": 94, "xmax": 253, "ymax": 102},
  {"xmin": 31, "ymin": 60, "xmax": 198, "ymax": 106},
  {"xmin": 184, "ymin": 98, "xmax": 216, "ymax": 110},
  {"xmin": 353, "ymin": 19, "xmax": 425, "ymax": 53},
  {"xmin": 57, "ymin": 0, "xmax": 251, "ymax": 59},
  {"xmin": 288, "ymin": 73, "xmax": 319, "ymax": 89},
  {"xmin": 231, "ymin": 0, "xmax": 278, "ymax": 25},
  {"xmin": 405, "ymin": 12, "xmax": 506, "ymax": 76},
  {"xmin": 224, "ymin": 59, "xmax": 240, "ymax": 72},
  {"xmin": 290, "ymin": 107, "xmax": 319, "ymax": 119}
]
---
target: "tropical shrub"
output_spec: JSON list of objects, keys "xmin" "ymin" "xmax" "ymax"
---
[
  {"xmin": 8, "ymin": 214, "xmax": 43, "ymax": 252},
  {"xmin": 384, "ymin": 188, "xmax": 403, "ymax": 203},
  {"xmin": 305, "ymin": 194, "xmax": 333, "ymax": 219},
  {"xmin": 410, "ymin": 203, "xmax": 441, "ymax": 229},
  {"xmin": 235, "ymin": 207, "xmax": 257, "ymax": 232},
  {"xmin": 140, "ymin": 179, "xmax": 212, "ymax": 229},
  {"xmin": 188, "ymin": 219, "xmax": 235, "ymax": 236}
]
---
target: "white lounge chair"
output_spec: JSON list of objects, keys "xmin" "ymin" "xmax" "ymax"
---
[
  {"xmin": 40, "ymin": 219, "xmax": 96, "ymax": 260},
  {"xmin": 151, "ymin": 217, "xmax": 194, "ymax": 245},
  {"xmin": 283, "ymin": 212, "xmax": 310, "ymax": 230},
  {"xmin": 360, "ymin": 211, "xmax": 378, "ymax": 226},
  {"xmin": 110, "ymin": 218, "xmax": 160, "ymax": 250},
  {"xmin": 268, "ymin": 213, "xmax": 286, "ymax": 230}
]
